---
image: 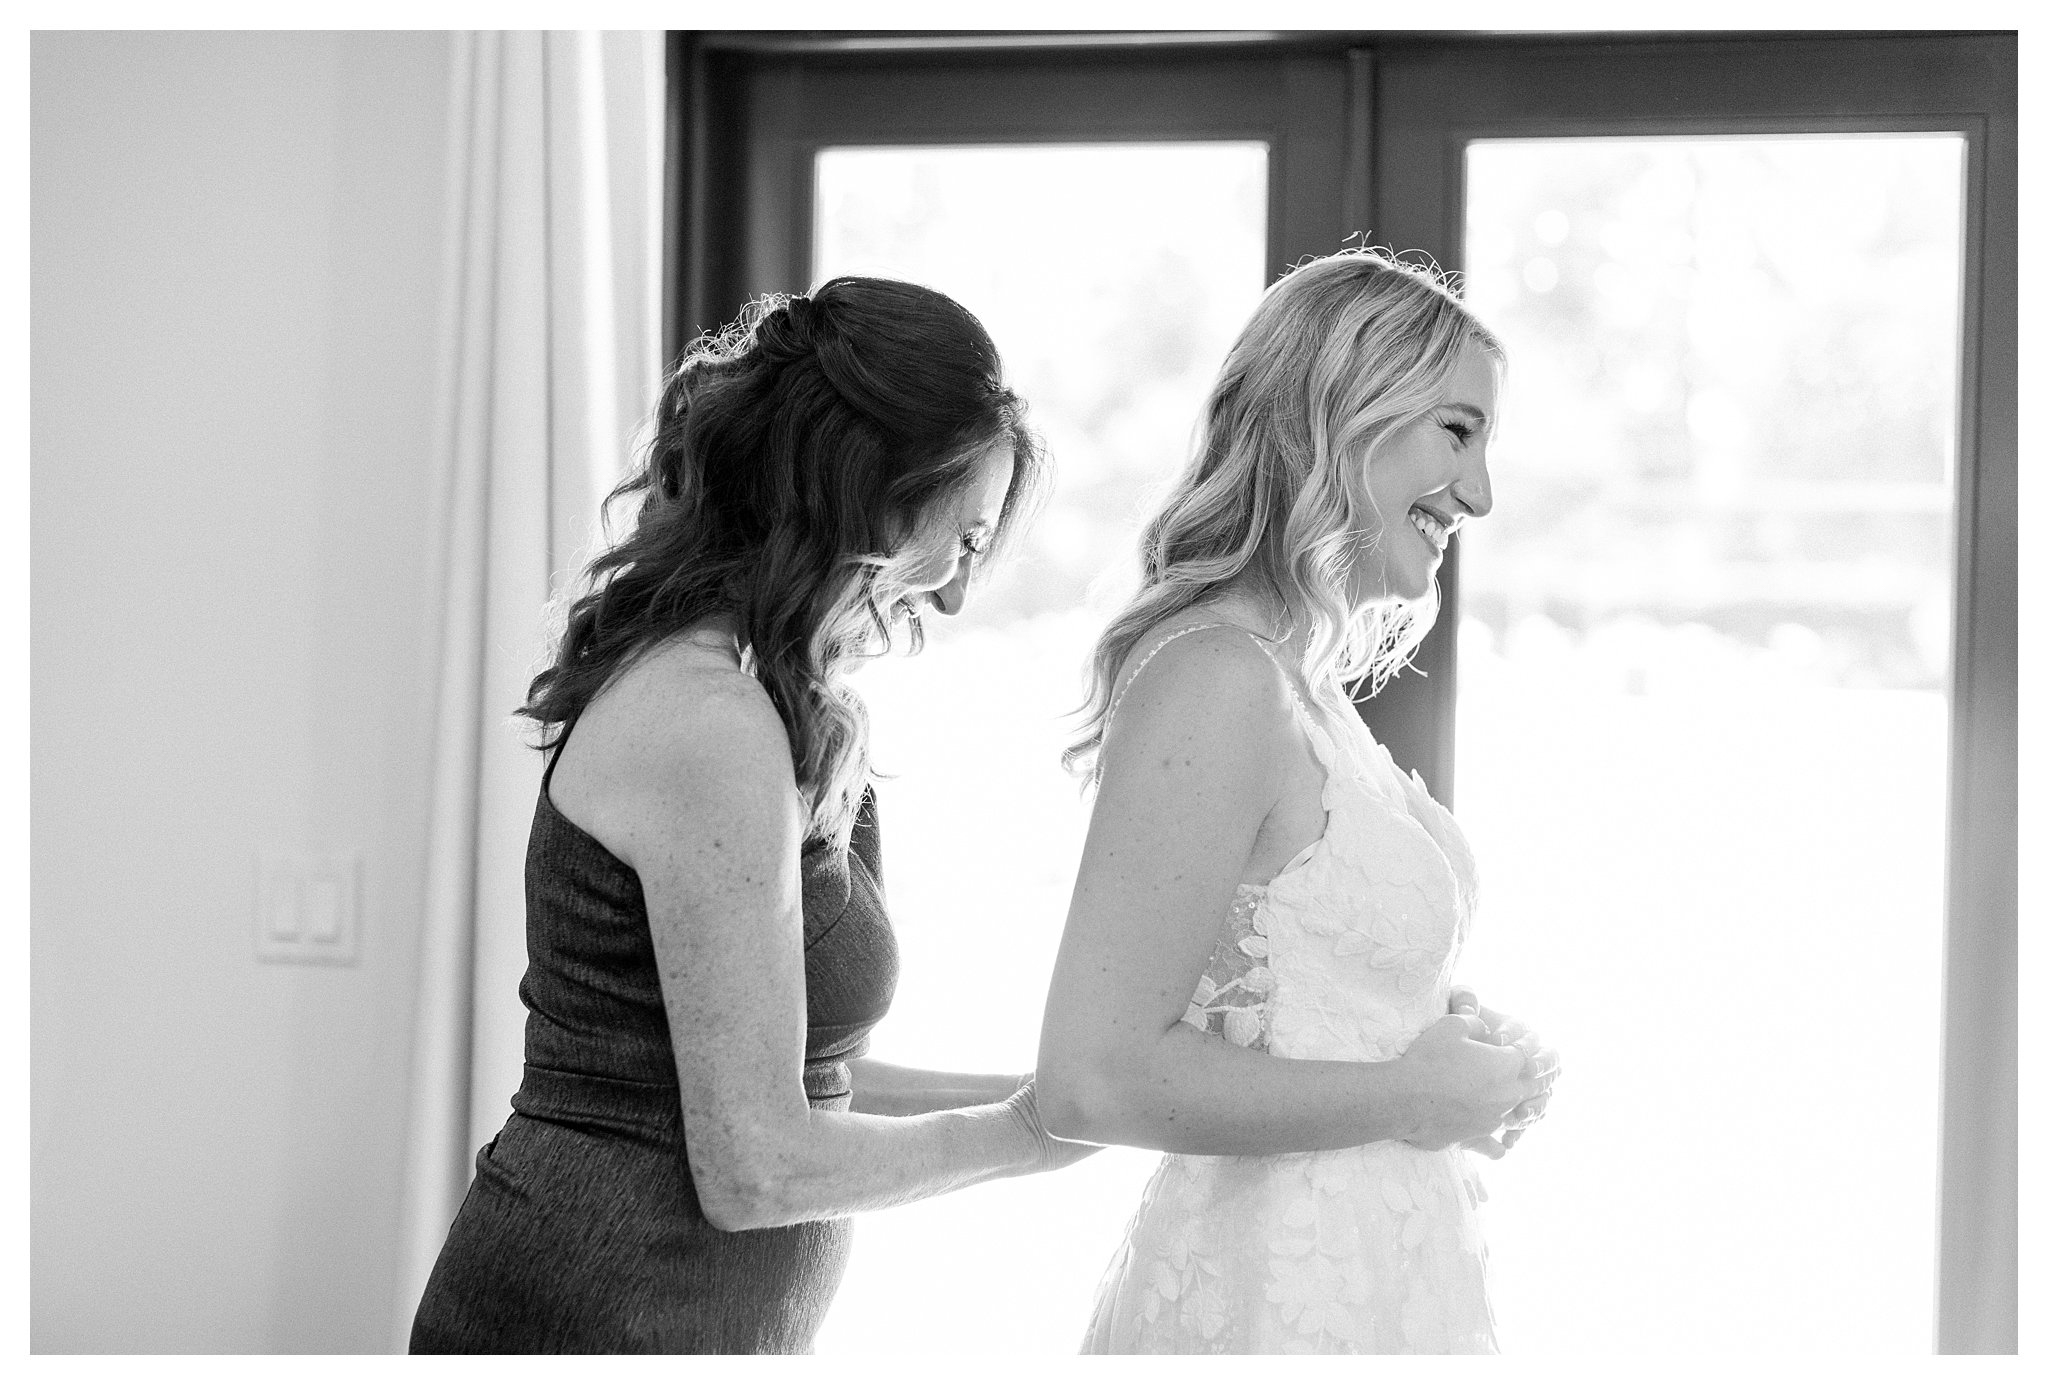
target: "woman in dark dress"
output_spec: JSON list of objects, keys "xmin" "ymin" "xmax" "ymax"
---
[{"xmin": 409, "ymin": 277, "xmax": 1083, "ymax": 1353}]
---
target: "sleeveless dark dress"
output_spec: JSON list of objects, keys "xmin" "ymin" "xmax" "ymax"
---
[{"xmin": 409, "ymin": 738, "xmax": 898, "ymax": 1353}]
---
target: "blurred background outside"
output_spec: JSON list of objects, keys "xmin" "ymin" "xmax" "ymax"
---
[{"xmin": 1453, "ymin": 134, "xmax": 1961, "ymax": 1353}]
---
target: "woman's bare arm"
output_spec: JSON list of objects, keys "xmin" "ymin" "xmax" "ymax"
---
[
  {"xmin": 1034, "ymin": 628, "xmax": 1534, "ymax": 1156},
  {"xmin": 847, "ymin": 1059, "xmax": 1027, "ymax": 1117},
  {"xmin": 568, "ymin": 650, "xmax": 1068, "ymax": 1233}
]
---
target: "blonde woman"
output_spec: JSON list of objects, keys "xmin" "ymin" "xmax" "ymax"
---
[{"xmin": 1037, "ymin": 250, "xmax": 1560, "ymax": 1354}]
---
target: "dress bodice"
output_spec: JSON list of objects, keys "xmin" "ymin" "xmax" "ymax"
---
[
  {"xmin": 1181, "ymin": 663, "xmax": 1480, "ymax": 1064},
  {"xmin": 515, "ymin": 731, "xmax": 899, "ymax": 1135},
  {"xmin": 1086, "ymin": 620, "xmax": 1497, "ymax": 1354}
]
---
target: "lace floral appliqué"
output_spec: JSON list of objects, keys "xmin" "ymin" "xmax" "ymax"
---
[{"xmin": 1180, "ymin": 888, "xmax": 1275, "ymax": 1050}]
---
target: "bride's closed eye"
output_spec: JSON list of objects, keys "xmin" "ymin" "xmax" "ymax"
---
[{"xmin": 960, "ymin": 522, "xmax": 994, "ymax": 557}]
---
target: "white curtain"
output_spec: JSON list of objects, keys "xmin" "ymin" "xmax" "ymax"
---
[{"xmin": 392, "ymin": 30, "xmax": 664, "ymax": 1348}]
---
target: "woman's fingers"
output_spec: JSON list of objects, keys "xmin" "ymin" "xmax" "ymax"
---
[
  {"xmin": 1516, "ymin": 1040, "xmax": 1561, "ymax": 1085},
  {"xmin": 1464, "ymin": 1133, "xmax": 1509, "ymax": 1160},
  {"xmin": 1477, "ymin": 1003, "xmax": 1524, "ymax": 1043},
  {"xmin": 1441, "ymin": 1012, "xmax": 1492, "ymax": 1042},
  {"xmin": 1448, "ymin": 986, "xmax": 1481, "ymax": 1017}
]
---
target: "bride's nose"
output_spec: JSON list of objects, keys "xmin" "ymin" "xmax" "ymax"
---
[{"xmin": 1451, "ymin": 462, "xmax": 1493, "ymax": 519}]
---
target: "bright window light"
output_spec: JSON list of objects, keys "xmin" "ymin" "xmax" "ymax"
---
[{"xmin": 1455, "ymin": 133, "xmax": 1965, "ymax": 1353}]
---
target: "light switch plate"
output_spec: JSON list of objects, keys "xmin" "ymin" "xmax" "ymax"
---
[{"xmin": 255, "ymin": 852, "xmax": 362, "ymax": 965}]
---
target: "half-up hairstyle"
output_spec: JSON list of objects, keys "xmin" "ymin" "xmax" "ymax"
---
[
  {"xmin": 523, "ymin": 276, "xmax": 1046, "ymax": 852},
  {"xmin": 1065, "ymin": 248, "xmax": 1502, "ymax": 776}
]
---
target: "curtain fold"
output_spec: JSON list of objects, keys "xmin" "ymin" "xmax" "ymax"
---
[{"xmin": 392, "ymin": 30, "xmax": 663, "ymax": 1348}]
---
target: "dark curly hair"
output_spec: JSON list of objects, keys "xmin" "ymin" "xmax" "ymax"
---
[{"xmin": 520, "ymin": 276, "xmax": 1047, "ymax": 852}]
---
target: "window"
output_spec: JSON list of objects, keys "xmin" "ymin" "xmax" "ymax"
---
[{"xmin": 670, "ymin": 31, "xmax": 2015, "ymax": 1352}]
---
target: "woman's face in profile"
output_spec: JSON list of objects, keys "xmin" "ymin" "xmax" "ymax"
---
[
  {"xmin": 896, "ymin": 439, "xmax": 1017, "ymax": 621},
  {"xmin": 1348, "ymin": 341, "xmax": 1499, "ymax": 607}
]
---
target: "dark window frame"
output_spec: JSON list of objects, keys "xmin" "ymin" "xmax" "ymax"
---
[{"xmin": 667, "ymin": 37, "xmax": 1363, "ymax": 339}]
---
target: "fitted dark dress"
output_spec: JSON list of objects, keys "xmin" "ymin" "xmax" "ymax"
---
[{"xmin": 408, "ymin": 734, "xmax": 898, "ymax": 1354}]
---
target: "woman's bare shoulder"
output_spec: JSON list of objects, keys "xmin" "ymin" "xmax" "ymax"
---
[
  {"xmin": 1101, "ymin": 618, "xmax": 1294, "ymax": 767},
  {"xmin": 611, "ymin": 637, "xmax": 784, "ymax": 747},
  {"xmin": 551, "ymin": 636, "xmax": 797, "ymax": 854},
  {"xmin": 1112, "ymin": 617, "xmax": 1291, "ymax": 720}
]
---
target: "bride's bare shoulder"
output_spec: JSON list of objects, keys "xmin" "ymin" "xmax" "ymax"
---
[{"xmin": 1104, "ymin": 614, "xmax": 1293, "ymax": 755}]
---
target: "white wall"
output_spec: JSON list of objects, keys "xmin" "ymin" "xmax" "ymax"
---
[{"xmin": 32, "ymin": 31, "xmax": 454, "ymax": 1352}]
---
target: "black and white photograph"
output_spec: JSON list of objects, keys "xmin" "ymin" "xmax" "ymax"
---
[{"xmin": 26, "ymin": 11, "xmax": 2024, "ymax": 1359}]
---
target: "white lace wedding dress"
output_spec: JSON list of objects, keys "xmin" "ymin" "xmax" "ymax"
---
[{"xmin": 1080, "ymin": 625, "xmax": 1497, "ymax": 1354}]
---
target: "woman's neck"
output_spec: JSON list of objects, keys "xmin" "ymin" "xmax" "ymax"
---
[
  {"xmin": 679, "ymin": 615, "xmax": 744, "ymax": 668},
  {"xmin": 1198, "ymin": 585, "xmax": 1311, "ymax": 672}
]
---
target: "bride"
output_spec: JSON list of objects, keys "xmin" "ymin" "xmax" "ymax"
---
[{"xmin": 1036, "ymin": 248, "xmax": 1559, "ymax": 1354}]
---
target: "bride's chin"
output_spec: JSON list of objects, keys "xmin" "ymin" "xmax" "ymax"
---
[{"xmin": 1370, "ymin": 553, "xmax": 1441, "ymax": 605}]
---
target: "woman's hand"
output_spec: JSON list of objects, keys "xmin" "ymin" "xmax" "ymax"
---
[
  {"xmin": 1445, "ymin": 987, "xmax": 1561, "ymax": 1154},
  {"xmin": 1396, "ymin": 1013, "xmax": 1547, "ymax": 1158}
]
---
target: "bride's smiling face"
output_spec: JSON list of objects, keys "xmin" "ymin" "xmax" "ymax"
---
[{"xmin": 1347, "ymin": 340, "xmax": 1499, "ymax": 607}]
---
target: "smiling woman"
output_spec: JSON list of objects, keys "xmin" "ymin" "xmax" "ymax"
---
[
  {"xmin": 1038, "ymin": 250, "xmax": 1556, "ymax": 1355},
  {"xmin": 405, "ymin": 276, "xmax": 1096, "ymax": 1354}
]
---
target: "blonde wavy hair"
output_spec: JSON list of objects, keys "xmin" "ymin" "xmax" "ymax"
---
[{"xmin": 1065, "ymin": 248, "xmax": 1503, "ymax": 776}]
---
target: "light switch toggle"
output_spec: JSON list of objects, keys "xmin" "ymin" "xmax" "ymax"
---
[{"xmin": 256, "ymin": 853, "xmax": 361, "ymax": 965}]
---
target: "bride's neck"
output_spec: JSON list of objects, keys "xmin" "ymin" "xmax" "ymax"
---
[{"xmin": 1199, "ymin": 584, "xmax": 1310, "ymax": 667}]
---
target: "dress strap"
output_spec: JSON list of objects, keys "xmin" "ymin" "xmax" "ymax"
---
[
  {"xmin": 1103, "ymin": 622, "xmax": 1228, "ymax": 745},
  {"xmin": 1236, "ymin": 630, "xmax": 1312, "ymax": 711},
  {"xmin": 1103, "ymin": 619, "xmax": 1336, "ymax": 762}
]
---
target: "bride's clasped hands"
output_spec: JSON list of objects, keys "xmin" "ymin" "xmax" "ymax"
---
[{"xmin": 1417, "ymin": 986, "xmax": 1561, "ymax": 1159}]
